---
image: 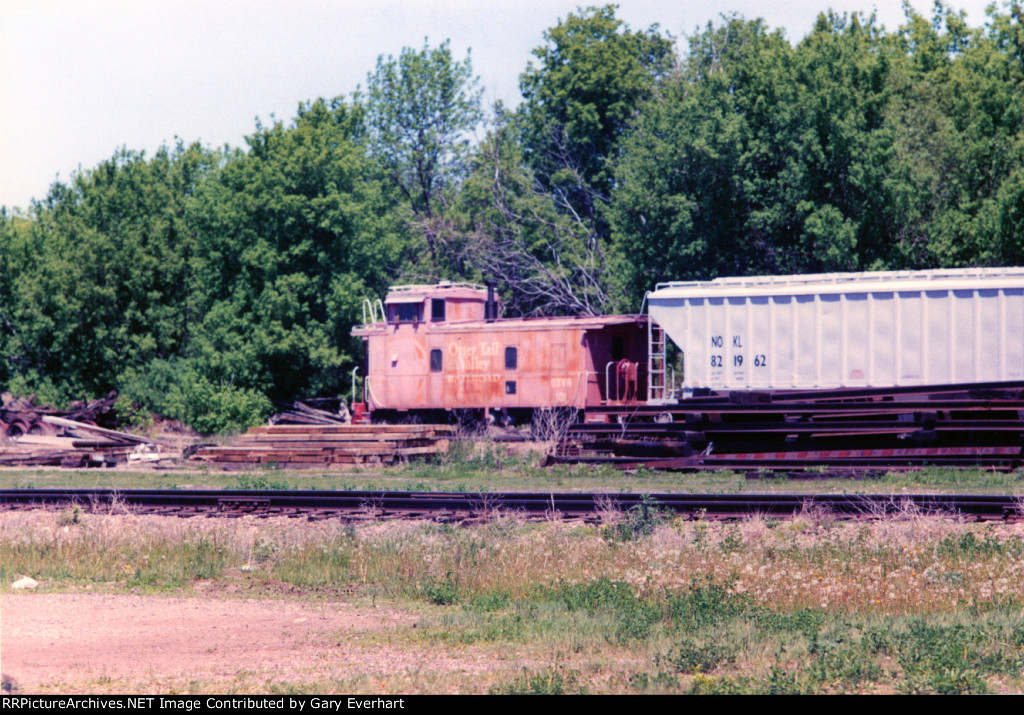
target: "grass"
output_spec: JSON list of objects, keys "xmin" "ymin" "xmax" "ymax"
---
[
  {"xmin": 1, "ymin": 447, "xmax": 1022, "ymax": 495},
  {"xmin": 2, "ymin": 502, "xmax": 1023, "ymax": 693},
  {"xmin": 2, "ymin": 440, "xmax": 1021, "ymax": 694}
]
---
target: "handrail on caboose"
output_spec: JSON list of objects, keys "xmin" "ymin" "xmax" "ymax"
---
[
  {"xmin": 605, "ymin": 361, "xmax": 617, "ymax": 403},
  {"xmin": 362, "ymin": 298, "xmax": 386, "ymax": 325},
  {"xmin": 363, "ymin": 376, "xmax": 382, "ymax": 410}
]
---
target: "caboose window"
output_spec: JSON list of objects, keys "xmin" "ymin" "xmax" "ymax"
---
[
  {"xmin": 612, "ymin": 336, "xmax": 624, "ymax": 361},
  {"xmin": 430, "ymin": 349, "xmax": 443, "ymax": 372},
  {"xmin": 431, "ymin": 299, "xmax": 446, "ymax": 322},
  {"xmin": 394, "ymin": 303, "xmax": 422, "ymax": 323},
  {"xmin": 505, "ymin": 380, "xmax": 516, "ymax": 395},
  {"xmin": 505, "ymin": 347, "xmax": 518, "ymax": 370}
]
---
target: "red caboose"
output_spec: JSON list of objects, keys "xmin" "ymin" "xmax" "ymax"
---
[{"xmin": 352, "ymin": 283, "xmax": 648, "ymax": 423}]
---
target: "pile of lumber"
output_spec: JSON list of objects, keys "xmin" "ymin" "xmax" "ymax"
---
[
  {"xmin": 269, "ymin": 399, "xmax": 351, "ymax": 426},
  {"xmin": 0, "ymin": 415, "xmax": 171, "ymax": 468},
  {"xmin": 190, "ymin": 424, "xmax": 453, "ymax": 469}
]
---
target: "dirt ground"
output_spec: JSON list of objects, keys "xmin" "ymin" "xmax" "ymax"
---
[{"xmin": 0, "ymin": 592, "xmax": 500, "ymax": 694}]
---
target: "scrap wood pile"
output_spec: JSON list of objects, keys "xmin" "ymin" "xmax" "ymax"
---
[
  {"xmin": 269, "ymin": 399, "xmax": 351, "ymax": 426},
  {"xmin": 0, "ymin": 393, "xmax": 172, "ymax": 468},
  {"xmin": 0, "ymin": 391, "xmax": 120, "ymax": 437},
  {"xmin": 190, "ymin": 424, "xmax": 453, "ymax": 469}
]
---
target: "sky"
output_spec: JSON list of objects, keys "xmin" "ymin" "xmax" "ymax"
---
[{"xmin": 0, "ymin": 0, "xmax": 1000, "ymax": 211}]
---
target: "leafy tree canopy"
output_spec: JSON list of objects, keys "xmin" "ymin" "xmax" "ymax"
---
[
  {"xmin": 186, "ymin": 97, "xmax": 407, "ymax": 402},
  {"xmin": 361, "ymin": 39, "xmax": 483, "ymax": 219},
  {"xmin": 518, "ymin": 4, "xmax": 674, "ymax": 223}
]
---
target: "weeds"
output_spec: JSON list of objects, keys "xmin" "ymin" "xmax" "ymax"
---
[
  {"xmin": 422, "ymin": 574, "xmax": 460, "ymax": 606},
  {"xmin": 2, "ymin": 508, "xmax": 1023, "ymax": 693},
  {"xmin": 530, "ymin": 408, "xmax": 577, "ymax": 456},
  {"xmin": 234, "ymin": 475, "xmax": 292, "ymax": 491},
  {"xmin": 603, "ymin": 495, "xmax": 671, "ymax": 542},
  {"xmin": 57, "ymin": 505, "xmax": 83, "ymax": 526},
  {"xmin": 667, "ymin": 580, "xmax": 752, "ymax": 629},
  {"xmin": 488, "ymin": 668, "xmax": 585, "ymax": 695},
  {"xmin": 627, "ymin": 670, "xmax": 679, "ymax": 692},
  {"xmin": 554, "ymin": 577, "xmax": 661, "ymax": 642},
  {"xmin": 659, "ymin": 640, "xmax": 736, "ymax": 673},
  {"xmin": 937, "ymin": 531, "xmax": 1022, "ymax": 558}
]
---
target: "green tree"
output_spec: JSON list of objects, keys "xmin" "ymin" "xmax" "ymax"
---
[
  {"xmin": 0, "ymin": 142, "xmax": 214, "ymax": 403},
  {"xmin": 0, "ymin": 209, "xmax": 32, "ymax": 390},
  {"xmin": 886, "ymin": 1, "xmax": 1024, "ymax": 267},
  {"xmin": 609, "ymin": 16, "xmax": 799, "ymax": 302},
  {"xmin": 988, "ymin": 1, "xmax": 1024, "ymax": 265},
  {"xmin": 786, "ymin": 11, "xmax": 897, "ymax": 271},
  {"xmin": 362, "ymin": 39, "xmax": 483, "ymax": 221},
  {"xmin": 518, "ymin": 4, "xmax": 674, "ymax": 232},
  {"xmin": 452, "ymin": 110, "xmax": 614, "ymax": 316},
  {"xmin": 454, "ymin": 4, "xmax": 673, "ymax": 314},
  {"xmin": 186, "ymin": 97, "xmax": 405, "ymax": 403}
]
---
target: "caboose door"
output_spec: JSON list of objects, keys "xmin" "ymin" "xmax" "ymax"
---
[
  {"xmin": 427, "ymin": 335, "xmax": 446, "ymax": 409},
  {"xmin": 550, "ymin": 342, "xmax": 568, "ymax": 406}
]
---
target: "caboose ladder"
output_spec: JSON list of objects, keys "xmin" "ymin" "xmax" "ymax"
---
[{"xmin": 648, "ymin": 320, "xmax": 668, "ymax": 403}]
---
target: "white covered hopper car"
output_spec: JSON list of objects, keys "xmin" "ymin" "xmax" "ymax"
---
[{"xmin": 646, "ymin": 267, "xmax": 1024, "ymax": 395}]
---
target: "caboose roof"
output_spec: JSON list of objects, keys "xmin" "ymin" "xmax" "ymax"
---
[
  {"xmin": 384, "ymin": 283, "xmax": 488, "ymax": 304},
  {"xmin": 422, "ymin": 314, "xmax": 645, "ymax": 332},
  {"xmin": 351, "ymin": 313, "xmax": 645, "ymax": 336},
  {"xmin": 650, "ymin": 267, "xmax": 1024, "ymax": 300}
]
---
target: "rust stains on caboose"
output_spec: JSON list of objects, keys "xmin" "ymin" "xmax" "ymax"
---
[{"xmin": 352, "ymin": 283, "xmax": 648, "ymax": 421}]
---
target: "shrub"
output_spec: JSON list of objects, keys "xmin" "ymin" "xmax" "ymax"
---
[
  {"xmin": 659, "ymin": 639, "xmax": 736, "ymax": 673},
  {"xmin": 488, "ymin": 669, "xmax": 584, "ymax": 695},
  {"xmin": 113, "ymin": 393, "xmax": 154, "ymax": 431},
  {"xmin": 121, "ymin": 359, "xmax": 272, "ymax": 435},
  {"xmin": 603, "ymin": 495, "xmax": 671, "ymax": 542},
  {"xmin": 165, "ymin": 376, "xmax": 272, "ymax": 435}
]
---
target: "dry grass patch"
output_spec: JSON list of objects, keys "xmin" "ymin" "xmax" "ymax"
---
[{"xmin": 3, "ymin": 507, "xmax": 1023, "ymax": 693}]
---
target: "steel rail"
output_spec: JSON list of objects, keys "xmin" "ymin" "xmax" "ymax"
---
[
  {"xmin": 570, "ymin": 420, "xmax": 1024, "ymax": 436},
  {"xmin": 1, "ymin": 489, "xmax": 1020, "ymax": 522},
  {"xmin": 550, "ymin": 449, "xmax": 1023, "ymax": 471},
  {"xmin": 596, "ymin": 380, "xmax": 1024, "ymax": 407},
  {"xmin": 569, "ymin": 385, "xmax": 1024, "ymax": 472},
  {"xmin": 587, "ymin": 400, "xmax": 1024, "ymax": 417}
]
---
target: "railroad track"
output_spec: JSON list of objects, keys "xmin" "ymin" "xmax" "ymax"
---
[
  {"xmin": 559, "ymin": 383, "xmax": 1024, "ymax": 471},
  {"xmin": 547, "ymin": 448, "xmax": 1024, "ymax": 473},
  {"xmin": 1, "ymin": 489, "xmax": 1021, "ymax": 522}
]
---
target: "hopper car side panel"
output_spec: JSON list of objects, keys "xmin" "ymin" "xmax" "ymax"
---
[{"xmin": 647, "ymin": 268, "xmax": 1024, "ymax": 392}]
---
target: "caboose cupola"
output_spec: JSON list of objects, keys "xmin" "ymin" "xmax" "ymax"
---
[{"xmin": 382, "ymin": 282, "xmax": 496, "ymax": 325}]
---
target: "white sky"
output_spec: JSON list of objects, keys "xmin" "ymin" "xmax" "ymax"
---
[{"xmin": 0, "ymin": 0, "xmax": 999, "ymax": 211}]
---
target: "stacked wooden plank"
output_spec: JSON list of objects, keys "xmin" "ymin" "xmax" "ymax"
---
[
  {"xmin": 191, "ymin": 424, "xmax": 453, "ymax": 469},
  {"xmin": 0, "ymin": 436, "xmax": 133, "ymax": 468}
]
